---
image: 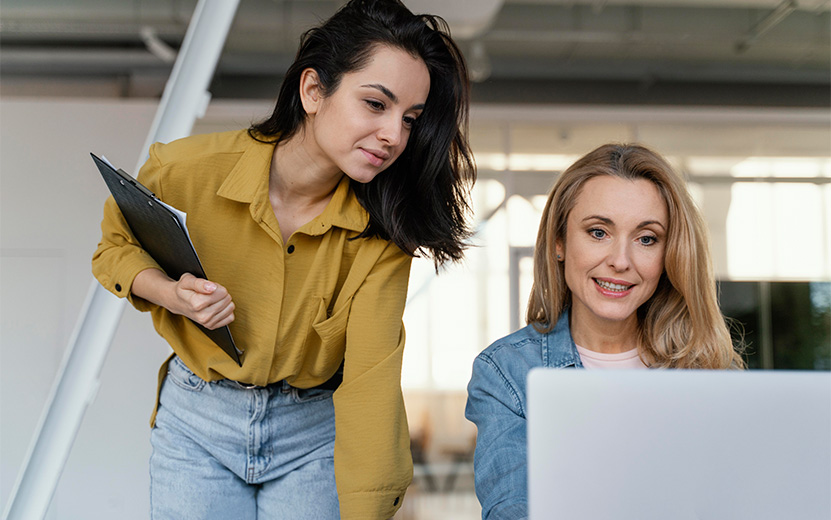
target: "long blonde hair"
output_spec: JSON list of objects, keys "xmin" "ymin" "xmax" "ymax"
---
[{"xmin": 526, "ymin": 143, "xmax": 744, "ymax": 369}]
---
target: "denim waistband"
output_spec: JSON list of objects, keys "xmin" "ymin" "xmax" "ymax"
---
[{"xmin": 230, "ymin": 369, "xmax": 343, "ymax": 392}]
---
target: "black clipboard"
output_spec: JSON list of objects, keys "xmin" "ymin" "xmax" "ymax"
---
[{"xmin": 92, "ymin": 153, "xmax": 242, "ymax": 366}]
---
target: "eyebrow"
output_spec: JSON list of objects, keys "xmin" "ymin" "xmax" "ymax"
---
[
  {"xmin": 361, "ymin": 83, "xmax": 426, "ymax": 110},
  {"xmin": 582, "ymin": 215, "xmax": 667, "ymax": 231}
]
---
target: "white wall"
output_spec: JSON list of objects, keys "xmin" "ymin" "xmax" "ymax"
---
[{"xmin": 0, "ymin": 98, "xmax": 169, "ymax": 518}]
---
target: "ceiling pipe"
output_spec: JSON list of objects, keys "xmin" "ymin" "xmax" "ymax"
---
[
  {"xmin": 140, "ymin": 26, "xmax": 178, "ymax": 64},
  {"xmin": 735, "ymin": 0, "xmax": 798, "ymax": 53}
]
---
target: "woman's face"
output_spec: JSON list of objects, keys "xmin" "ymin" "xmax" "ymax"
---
[
  {"xmin": 302, "ymin": 45, "xmax": 430, "ymax": 183},
  {"xmin": 557, "ymin": 175, "xmax": 669, "ymax": 329}
]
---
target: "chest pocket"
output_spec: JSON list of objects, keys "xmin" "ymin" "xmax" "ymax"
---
[
  {"xmin": 306, "ymin": 243, "xmax": 385, "ymax": 369},
  {"xmin": 309, "ymin": 296, "xmax": 352, "ymax": 362}
]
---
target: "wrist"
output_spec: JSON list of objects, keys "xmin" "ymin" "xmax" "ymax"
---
[{"xmin": 133, "ymin": 268, "xmax": 177, "ymax": 311}]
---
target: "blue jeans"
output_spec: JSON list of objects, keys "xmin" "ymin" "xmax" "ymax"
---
[{"xmin": 150, "ymin": 356, "xmax": 340, "ymax": 520}]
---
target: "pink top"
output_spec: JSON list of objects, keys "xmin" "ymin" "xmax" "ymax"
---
[{"xmin": 575, "ymin": 345, "xmax": 648, "ymax": 369}]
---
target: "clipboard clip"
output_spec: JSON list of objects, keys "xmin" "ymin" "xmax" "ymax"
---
[{"xmin": 117, "ymin": 168, "xmax": 156, "ymax": 198}]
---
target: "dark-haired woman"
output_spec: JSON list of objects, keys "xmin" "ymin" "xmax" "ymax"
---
[{"xmin": 92, "ymin": 1, "xmax": 474, "ymax": 518}]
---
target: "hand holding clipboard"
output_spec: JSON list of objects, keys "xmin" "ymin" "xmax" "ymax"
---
[{"xmin": 91, "ymin": 153, "xmax": 242, "ymax": 365}]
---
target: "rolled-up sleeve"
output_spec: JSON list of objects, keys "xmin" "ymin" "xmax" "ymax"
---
[
  {"xmin": 465, "ymin": 353, "xmax": 529, "ymax": 520},
  {"xmin": 332, "ymin": 242, "xmax": 413, "ymax": 519},
  {"xmin": 91, "ymin": 146, "xmax": 165, "ymax": 311}
]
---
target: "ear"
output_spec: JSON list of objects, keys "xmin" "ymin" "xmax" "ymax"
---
[
  {"xmin": 555, "ymin": 240, "xmax": 564, "ymax": 261},
  {"xmin": 299, "ymin": 68, "xmax": 323, "ymax": 116}
]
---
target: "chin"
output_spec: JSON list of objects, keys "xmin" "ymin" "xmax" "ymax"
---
[
  {"xmin": 593, "ymin": 305, "xmax": 640, "ymax": 323},
  {"xmin": 345, "ymin": 169, "xmax": 384, "ymax": 184}
]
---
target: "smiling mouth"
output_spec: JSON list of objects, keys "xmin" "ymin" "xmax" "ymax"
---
[
  {"xmin": 361, "ymin": 148, "xmax": 388, "ymax": 167},
  {"xmin": 594, "ymin": 279, "xmax": 633, "ymax": 292}
]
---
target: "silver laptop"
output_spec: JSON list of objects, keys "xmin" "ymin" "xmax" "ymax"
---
[{"xmin": 527, "ymin": 369, "xmax": 831, "ymax": 520}]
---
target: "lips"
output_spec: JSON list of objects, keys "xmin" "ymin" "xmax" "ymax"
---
[
  {"xmin": 360, "ymin": 148, "xmax": 389, "ymax": 168},
  {"xmin": 592, "ymin": 278, "xmax": 636, "ymax": 299},
  {"xmin": 594, "ymin": 279, "xmax": 633, "ymax": 292}
]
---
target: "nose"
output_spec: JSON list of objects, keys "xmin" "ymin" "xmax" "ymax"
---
[
  {"xmin": 377, "ymin": 115, "xmax": 403, "ymax": 147},
  {"xmin": 607, "ymin": 240, "xmax": 632, "ymax": 272}
]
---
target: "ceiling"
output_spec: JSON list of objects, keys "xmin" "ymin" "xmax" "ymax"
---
[{"xmin": 1, "ymin": 0, "xmax": 829, "ymax": 107}]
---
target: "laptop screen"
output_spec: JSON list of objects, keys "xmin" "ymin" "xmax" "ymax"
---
[{"xmin": 527, "ymin": 369, "xmax": 831, "ymax": 520}]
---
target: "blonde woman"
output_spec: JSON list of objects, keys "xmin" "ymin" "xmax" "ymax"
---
[{"xmin": 465, "ymin": 143, "xmax": 744, "ymax": 520}]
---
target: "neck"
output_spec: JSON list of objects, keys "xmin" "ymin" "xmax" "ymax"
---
[
  {"xmin": 271, "ymin": 128, "xmax": 343, "ymax": 204},
  {"xmin": 569, "ymin": 306, "xmax": 640, "ymax": 354}
]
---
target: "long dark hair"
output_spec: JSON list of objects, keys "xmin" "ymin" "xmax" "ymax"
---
[{"xmin": 249, "ymin": 0, "xmax": 475, "ymax": 266}]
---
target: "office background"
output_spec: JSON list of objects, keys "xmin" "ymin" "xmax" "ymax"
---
[{"xmin": 1, "ymin": 1, "xmax": 829, "ymax": 518}]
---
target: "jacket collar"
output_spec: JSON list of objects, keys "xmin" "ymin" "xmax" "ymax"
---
[
  {"xmin": 542, "ymin": 309, "xmax": 583, "ymax": 369},
  {"xmin": 216, "ymin": 137, "xmax": 368, "ymax": 235}
]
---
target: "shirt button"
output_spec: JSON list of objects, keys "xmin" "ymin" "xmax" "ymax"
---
[
  {"xmin": 115, "ymin": 283, "xmax": 122, "ymax": 292},
  {"xmin": 287, "ymin": 245, "xmax": 295, "ymax": 254}
]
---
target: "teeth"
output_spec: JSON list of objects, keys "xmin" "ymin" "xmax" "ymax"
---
[{"xmin": 596, "ymin": 279, "xmax": 631, "ymax": 292}]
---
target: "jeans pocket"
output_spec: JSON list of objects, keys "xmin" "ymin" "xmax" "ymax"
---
[
  {"xmin": 291, "ymin": 386, "xmax": 334, "ymax": 404},
  {"xmin": 167, "ymin": 356, "xmax": 207, "ymax": 392}
]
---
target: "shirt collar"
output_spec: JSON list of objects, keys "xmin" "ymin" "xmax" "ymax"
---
[
  {"xmin": 215, "ymin": 135, "xmax": 273, "ymax": 204},
  {"xmin": 215, "ymin": 136, "xmax": 368, "ymax": 235},
  {"xmin": 308, "ymin": 176, "xmax": 368, "ymax": 235},
  {"xmin": 543, "ymin": 309, "xmax": 584, "ymax": 369}
]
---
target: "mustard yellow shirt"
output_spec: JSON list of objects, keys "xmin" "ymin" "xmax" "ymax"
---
[{"xmin": 92, "ymin": 129, "xmax": 413, "ymax": 519}]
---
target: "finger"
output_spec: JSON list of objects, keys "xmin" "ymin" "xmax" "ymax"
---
[
  {"xmin": 178, "ymin": 272, "xmax": 196, "ymax": 285},
  {"xmin": 193, "ymin": 293, "xmax": 232, "ymax": 324},
  {"xmin": 205, "ymin": 301, "xmax": 236, "ymax": 330},
  {"xmin": 189, "ymin": 284, "xmax": 230, "ymax": 311},
  {"xmin": 200, "ymin": 279, "xmax": 217, "ymax": 294},
  {"xmin": 176, "ymin": 273, "xmax": 203, "ymax": 294},
  {"xmin": 177, "ymin": 273, "xmax": 221, "ymax": 296},
  {"xmin": 201, "ymin": 299, "xmax": 235, "ymax": 330}
]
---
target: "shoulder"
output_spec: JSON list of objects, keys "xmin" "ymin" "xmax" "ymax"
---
[
  {"xmin": 149, "ymin": 129, "xmax": 253, "ymax": 167},
  {"xmin": 478, "ymin": 324, "xmax": 545, "ymax": 365},
  {"xmin": 472, "ymin": 324, "xmax": 545, "ymax": 388},
  {"xmin": 468, "ymin": 325, "xmax": 545, "ymax": 418},
  {"xmin": 472, "ymin": 313, "xmax": 578, "ymax": 380},
  {"xmin": 143, "ymin": 129, "xmax": 266, "ymax": 202}
]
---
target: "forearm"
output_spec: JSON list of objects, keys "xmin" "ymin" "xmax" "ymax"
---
[
  {"xmin": 131, "ymin": 267, "xmax": 177, "ymax": 309},
  {"xmin": 335, "ymin": 244, "xmax": 413, "ymax": 518},
  {"xmin": 333, "ymin": 355, "xmax": 412, "ymax": 519}
]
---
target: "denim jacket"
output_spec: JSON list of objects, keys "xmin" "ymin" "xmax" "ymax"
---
[{"xmin": 465, "ymin": 311, "xmax": 582, "ymax": 520}]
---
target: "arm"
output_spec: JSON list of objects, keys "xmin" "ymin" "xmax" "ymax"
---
[
  {"xmin": 465, "ymin": 354, "xmax": 529, "ymax": 520},
  {"xmin": 91, "ymin": 144, "xmax": 234, "ymax": 328},
  {"xmin": 332, "ymin": 243, "xmax": 413, "ymax": 520}
]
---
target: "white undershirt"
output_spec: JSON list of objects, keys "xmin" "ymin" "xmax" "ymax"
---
[{"xmin": 575, "ymin": 344, "xmax": 648, "ymax": 369}]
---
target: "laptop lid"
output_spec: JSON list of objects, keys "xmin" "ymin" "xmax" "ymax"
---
[{"xmin": 527, "ymin": 369, "xmax": 831, "ymax": 520}]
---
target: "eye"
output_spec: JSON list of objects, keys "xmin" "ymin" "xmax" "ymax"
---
[
  {"xmin": 365, "ymin": 99, "xmax": 385, "ymax": 111},
  {"xmin": 588, "ymin": 228, "xmax": 606, "ymax": 240},
  {"xmin": 638, "ymin": 235, "xmax": 658, "ymax": 246},
  {"xmin": 402, "ymin": 115, "xmax": 417, "ymax": 128}
]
